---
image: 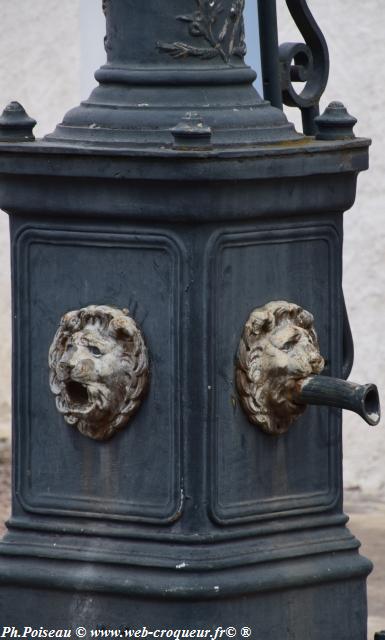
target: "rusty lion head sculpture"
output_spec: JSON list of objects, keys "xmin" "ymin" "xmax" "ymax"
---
[
  {"xmin": 49, "ymin": 305, "xmax": 149, "ymax": 441},
  {"xmin": 236, "ymin": 301, "xmax": 324, "ymax": 435}
]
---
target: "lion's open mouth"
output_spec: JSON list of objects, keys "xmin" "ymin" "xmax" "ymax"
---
[
  {"xmin": 56, "ymin": 379, "xmax": 110, "ymax": 421},
  {"xmin": 65, "ymin": 380, "xmax": 94, "ymax": 414},
  {"xmin": 66, "ymin": 380, "xmax": 88, "ymax": 405}
]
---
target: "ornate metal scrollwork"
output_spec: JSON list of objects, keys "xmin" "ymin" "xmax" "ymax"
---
[
  {"xmin": 236, "ymin": 301, "xmax": 324, "ymax": 435},
  {"xmin": 49, "ymin": 305, "xmax": 149, "ymax": 441},
  {"xmin": 279, "ymin": 0, "xmax": 329, "ymax": 134},
  {"xmin": 157, "ymin": 0, "xmax": 246, "ymax": 63}
]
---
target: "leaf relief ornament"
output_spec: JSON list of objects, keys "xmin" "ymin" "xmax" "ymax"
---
[{"xmin": 157, "ymin": 0, "xmax": 246, "ymax": 63}]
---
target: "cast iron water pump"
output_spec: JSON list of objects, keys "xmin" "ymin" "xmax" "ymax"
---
[{"xmin": 0, "ymin": 1, "xmax": 380, "ymax": 637}]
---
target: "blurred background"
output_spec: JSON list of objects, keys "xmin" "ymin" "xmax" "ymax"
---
[{"xmin": 0, "ymin": 0, "xmax": 384, "ymax": 634}]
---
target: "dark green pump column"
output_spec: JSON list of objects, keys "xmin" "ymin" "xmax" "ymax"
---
[{"xmin": 0, "ymin": 1, "xmax": 377, "ymax": 638}]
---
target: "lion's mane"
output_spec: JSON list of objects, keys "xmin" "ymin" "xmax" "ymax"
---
[
  {"xmin": 236, "ymin": 301, "xmax": 324, "ymax": 435},
  {"xmin": 49, "ymin": 305, "xmax": 149, "ymax": 440}
]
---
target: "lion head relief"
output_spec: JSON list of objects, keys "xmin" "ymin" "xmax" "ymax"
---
[
  {"xmin": 49, "ymin": 305, "xmax": 149, "ymax": 441},
  {"xmin": 236, "ymin": 301, "xmax": 324, "ymax": 435}
]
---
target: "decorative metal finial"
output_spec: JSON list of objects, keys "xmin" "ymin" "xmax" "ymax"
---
[
  {"xmin": 0, "ymin": 102, "xmax": 36, "ymax": 142},
  {"xmin": 315, "ymin": 102, "xmax": 357, "ymax": 140}
]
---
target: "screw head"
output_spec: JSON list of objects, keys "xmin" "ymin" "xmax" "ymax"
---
[{"xmin": 171, "ymin": 112, "xmax": 212, "ymax": 149}]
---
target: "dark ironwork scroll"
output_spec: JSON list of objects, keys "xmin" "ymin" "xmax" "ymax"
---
[
  {"xmin": 279, "ymin": 0, "xmax": 329, "ymax": 135},
  {"xmin": 342, "ymin": 293, "xmax": 354, "ymax": 381}
]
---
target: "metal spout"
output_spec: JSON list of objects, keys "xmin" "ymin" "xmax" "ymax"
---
[{"xmin": 295, "ymin": 376, "xmax": 381, "ymax": 426}]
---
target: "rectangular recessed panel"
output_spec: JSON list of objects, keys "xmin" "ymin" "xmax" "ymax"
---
[
  {"xmin": 209, "ymin": 226, "xmax": 341, "ymax": 524},
  {"xmin": 15, "ymin": 226, "xmax": 183, "ymax": 523}
]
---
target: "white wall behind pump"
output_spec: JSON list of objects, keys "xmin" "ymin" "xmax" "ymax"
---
[{"xmin": 0, "ymin": 1, "xmax": 384, "ymax": 497}]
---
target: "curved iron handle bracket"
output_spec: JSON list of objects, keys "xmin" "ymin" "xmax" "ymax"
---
[
  {"xmin": 342, "ymin": 293, "xmax": 354, "ymax": 380},
  {"xmin": 279, "ymin": 0, "xmax": 329, "ymax": 135}
]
